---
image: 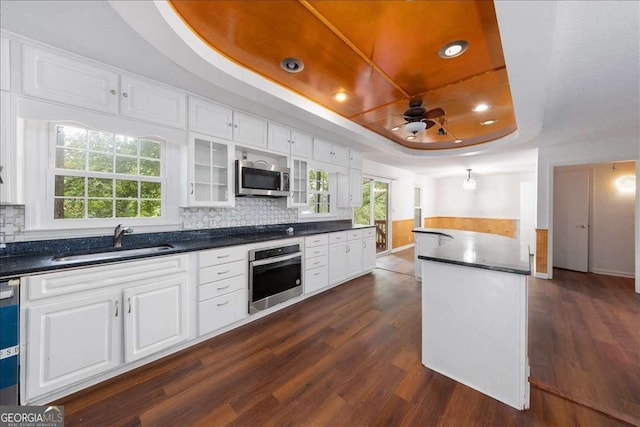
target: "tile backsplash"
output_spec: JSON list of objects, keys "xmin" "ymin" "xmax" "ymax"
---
[
  {"xmin": 0, "ymin": 199, "xmax": 352, "ymax": 242},
  {"xmin": 0, "ymin": 205, "xmax": 25, "ymax": 244}
]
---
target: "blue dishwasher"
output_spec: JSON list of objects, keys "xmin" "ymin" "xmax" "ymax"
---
[{"xmin": 0, "ymin": 279, "xmax": 19, "ymax": 405}]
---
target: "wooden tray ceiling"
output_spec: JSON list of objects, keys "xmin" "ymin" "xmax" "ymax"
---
[{"xmin": 169, "ymin": 0, "xmax": 516, "ymax": 150}]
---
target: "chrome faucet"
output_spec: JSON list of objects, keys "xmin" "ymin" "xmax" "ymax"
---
[{"xmin": 113, "ymin": 224, "xmax": 133, "ymax": 248}]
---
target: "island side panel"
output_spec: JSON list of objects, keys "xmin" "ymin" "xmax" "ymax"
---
[{"xmin": 421, "ymin": 259, "xmax": 529, "ymax": 410}]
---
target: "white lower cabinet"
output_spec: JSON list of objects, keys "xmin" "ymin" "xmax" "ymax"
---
[
  {"xmin": 123, "ymin": 277, "xmax": 188, "ymax": 363},
  {"xmin": 328, "ymin": 232, "xmax": 348, "ymax": 285},
  {"xmin": 198, "ymin": 289, "xmax": 247, "ymax": 336},
  {"xmin": 362, "ymin": 228, "xmax": 377, "ymax": 272},
  {"xmin": 23, "ymin": 255, "xmax": 190, "ymax": 403},
  {"xmin": 304, "ymin": 234, "xmax": 329, "ymax": 294},
  {"xmin": 26, "ymin": 291, "xmax": 122, "ymax": 401},
  {"xmin": 346, "ymin": 230, "xmax": 363, "ymax": 278}
]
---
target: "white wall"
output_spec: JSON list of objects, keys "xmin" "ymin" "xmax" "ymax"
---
[
  {"xmin": 434, "ymin": 173, "xmax": 535, "ymax": 218},
  {"xmin": 590, "ymin": 161, "xmax": 636, "ymax": 277},
  {"xmin": 536, "ymin": 135, "xmax": 639, "ymax": 290}
]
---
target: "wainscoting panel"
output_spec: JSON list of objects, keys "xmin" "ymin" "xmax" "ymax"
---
[
  {"xmin": 392, "ymin": 219, "xmax": 415, "ymax": 249},
  {"xmin": 535, "ymin": 229, "xmax": 549, "ymax": 274},
  {"xmin": 423, "ymin": 216, "xmax": 517, "ymax": 238}
]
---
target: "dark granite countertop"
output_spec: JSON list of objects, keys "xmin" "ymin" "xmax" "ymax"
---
[
  {"xmin": 0, "ymin": 221, "xmax": 374, "ymax": 279},
  {"xmin": 413, "ymin": 228, "xmax": 531, "ymax": 275}
]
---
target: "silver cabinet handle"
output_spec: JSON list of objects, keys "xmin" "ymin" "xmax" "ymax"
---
[
  {"xmin": 314, "ymin": 272, "xmax": 320, "ymax": 276},
  {"xmin": 217, "ymin": 284, "xmax": 230, "ymax": 290},
  {"xmin": 346, "ymin": 245, "xmax": 350, "ymax": 253},
  {"xmin": 110, "ymin": 89, "xmax": 116, "ymax": 95},
  {"xmin": 234, "ymin": 124, "xmax": 238, "ymax": 128},
  {"xmin": 363, "ymin": 242, "xmax": 367, "ymax": 248},
  {"xmin": 217, "ymin": 300, "xmax": 229, "ymax": 307},
  {"xmin": 0, "ymin": 165, "xmax": 3, "ymax": 184},
  {"xmin": 217, "ymin": 270, "xmax": 230, "ymax": 275},
  {"xmin": 128, "ymin": 297, "xmax": 132, "ymax": 313},
  {"xmin": 190, "ymin": 183, "xmax": 194, "ymax": 195},
  {"xmin": 122, "ymin": 92, "xmax": 128, "ymax": 98},
  {"xmin": 217, "ymin": 254, "xmax": 230, "ymax": 259},
  {"xmin": 576, "ymin": 224, "xmax": 588, "ymax": 229},
  {"xmin": 115, "ymin": 300, "xmax": 119, "ymax": 317}
]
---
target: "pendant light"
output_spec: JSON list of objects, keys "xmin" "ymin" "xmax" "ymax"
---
[{"xmin": 463, "ymin": 169, "xmax": 476, "ymax": 190}]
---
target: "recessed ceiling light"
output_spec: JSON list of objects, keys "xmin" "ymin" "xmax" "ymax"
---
[
  {"xmin": 280, "ymin": 57, "xmax": 304, "ymax": 73},
  {"xmin": 480, "ymin": 119, "xmax": 498, "ymax": 125},
  {"xmin": 391, "ymin": 126, "xmax": 401, "ymax": 131},
  {"xmin": 454, "ymin": 139, "xmax": 462, "ymax": 143},
  {"xmin": 332, "ymin": 91, "xmax": 349, "ymax": 102},
  {"xmin": 439, "ymin": 40, "xmax": 469, "ymax": 59},
  {"xmin": 472, "ymin": 103, "xmax": 489, "ymax": 112},
  {"xmin": 406, "ymin": 135, "xmax": 416, "ymax": 141}
]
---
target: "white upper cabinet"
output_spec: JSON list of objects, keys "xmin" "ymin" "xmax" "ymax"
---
[
  {"xmin": 349, "ymin": 150, "xmax": 363, "ymax": 170},
  {"xmin": 350, "ymin": 170, "xmax": 363, "ymax": 207},
  {"xmin": 120, "ymin": 75, "xmax": 186, "ymax": 128},
  {"xmin": 313, "ymin": 138, "xmax": 349, "ymax": 167},
  {"xmin": 233, "ymin": 111, "xmax": 267, "ymax": 148},
  {"xmin": 188, "ymin": 133, "xmax": 235, "ymax": 207},
  {"xmin": 1, "ymin": 37, "xmax": 10, "ymax": 91},
  {"xmin": 22, "ymin": 45, "xmax": 119, "ymax": 114},
  {"xmin": 188, "ymin": 96, "xmax": 233, "ymax": 140},
  {"xmin": 268, "ymin": 122, "xmax": 313, "ymax": 158}
]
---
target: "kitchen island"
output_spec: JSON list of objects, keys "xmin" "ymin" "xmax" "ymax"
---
[{"xmin": 413, "ymin": 228, "xmax": 532, "ymax": 410}]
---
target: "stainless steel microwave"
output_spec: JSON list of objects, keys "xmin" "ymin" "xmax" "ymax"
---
[{"xmin": 235, "ymin": 160, "xmax": 290, "ymax": 197}]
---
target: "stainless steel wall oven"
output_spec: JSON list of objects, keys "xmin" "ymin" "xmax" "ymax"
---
[{"xmin": 249, "ymin": 243, "xmax": 302, "ymax": 313}]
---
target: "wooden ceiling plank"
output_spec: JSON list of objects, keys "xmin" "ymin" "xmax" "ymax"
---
[{"xmin": 298, "ymin": 0, "xmax": 410, "ymax": 99}]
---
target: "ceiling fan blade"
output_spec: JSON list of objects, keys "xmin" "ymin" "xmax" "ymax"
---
[
  {"xmin": 424, "ymin": 120, "xmax": 436, "ymax": 130},
  {"xmin": 424, "ymin": 108, "xmax": 445, "ymax": 119}
]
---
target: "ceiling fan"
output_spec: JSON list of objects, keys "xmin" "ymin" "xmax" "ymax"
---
[{"xmin": 400, "ymin": 99, "xmax": 446, "ymax": 135}]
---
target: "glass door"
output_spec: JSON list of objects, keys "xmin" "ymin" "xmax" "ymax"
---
[{"xmin": 355, "ymin": 177, "xmax": 390, "ymax": 254}]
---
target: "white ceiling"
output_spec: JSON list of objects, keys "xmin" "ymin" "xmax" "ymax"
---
[{"xmin": 1, "ymin": 1, "xmax": 638, "ymax": 178}]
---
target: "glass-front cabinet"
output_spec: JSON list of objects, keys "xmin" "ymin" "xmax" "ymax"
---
[
  {"xmin": 188, "ymin": 133, "xmax": 234, "ymax": 207},
  {"xmin": 290, "ymin": 157, "xmax": 308, "ymax": 207}
]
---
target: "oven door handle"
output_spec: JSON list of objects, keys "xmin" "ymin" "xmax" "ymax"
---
[{"xmin": 250, "ymin": 252, "xmax": 302, "ymax": 267}]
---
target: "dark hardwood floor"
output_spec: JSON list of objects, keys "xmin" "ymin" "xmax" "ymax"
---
[
  {"xmin": 57, "ymin": 249, "xmax": 636, "ymax": 426},
  {"xmin": 529, "ymin": 268, "xmax": 640, "ymax": 426}
]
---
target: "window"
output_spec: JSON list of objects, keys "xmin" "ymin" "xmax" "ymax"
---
[
  {"xmin": 302, "ymin": 169, "xmax": 331, "ymax": 215},
  {"xmin": 52, "ymin": 125, "xmax": 162, "ymax": 220}
]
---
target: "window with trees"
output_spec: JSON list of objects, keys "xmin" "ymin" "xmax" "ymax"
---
[
  {"xmin": 52, "ymin": 125, "xmax": 163, "ymax": 220},
  {"xmin": 302, "ymin": 169, "xmax": 331, "ymax": 215}
]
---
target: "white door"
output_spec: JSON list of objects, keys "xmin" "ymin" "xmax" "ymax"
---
[
  {"xmin": 313, "ymin": 138, "xmax": 334, "ymax": 164},
  {"xmin": 188, "ymin": 96, "xmax": 233, "ymax": 139},
  {"xmin": 26, "ymin": 291, "xmax": 122, "ymax": 401},
  {"xmin": 347, "ymin": 241, "xmax": 363, "ymax": 277},
  {"xmin": 120, "ymin": 76, "xmax": 186, "ymax": 128},
  {"xmin": 290, "ymin": 158, "xmax": 309, "ymax": 207},
  {"xmin": 332, "ymin": 144, "xmax": 350, "ymax": 168},
  {"xmin": 233, "ymin": 112, "xmax": 267, "ymax": 148},
  {"xmin": 350, "ymin": 170, "xmax": 363, "ymax": 207},
  {"xmin": 267, "ymin": 123, "xmax": 291, "ymax": 154},
  {"xmin": 328, "ymin": 243, "xmax": 347, "ymax": 284},
  {"xmin": 553, "ymin": 169, "xmax": 590, "ymax": 272},
  {"xmin": 123, "ymin": 275, "xmax": 188, "ymax": 363},
  {"xmin": 290, "ymin": 130, "xmax": 313, "ymax": 158},
  {"xmin": 362, "ymin": 237, "xmax": 376, "ymax": 272},
  {"xmin": 188, "ymin": 134, "xmax": 234, "ymax": 207},
  {"xmin": 22, "ymin": 45, "xmax": 119, "ymax": 114}
]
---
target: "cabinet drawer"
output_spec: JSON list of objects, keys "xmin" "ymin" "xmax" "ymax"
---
[
  {"xmin": 305, "ymin": 234, "xmax": 328, "ymax": 248},
  {"xmin": 305, "ymin": 244, "xmax": 328, "ymax": 259},
  {"xmin": 363, "ymin": 227, "xmax": 376, "ymax": 239},
  {"xmin": 305, "ymin": 255, "xmax": 327, "ymax": 271},
  {"xmin": 199, "ymin": 246, "xmax": 246, "ymax": 267},
  {"xmin": 328, "ymin": 231, "xmax": 347, "ymax": 244},
  {"xmin": 26, "ymin": 255, "xmax": 188, "ymax": 301},
  {"xmin": 198, "ymin": 289, "xmax": 247, "ymax": 336},
  {"xmin": 199, "ymin": 260, "xmax": 245, "ymax": 284},
  {"xmin": 347, "ymin": 229, "xmax": 363, "ymax": 241},
  {"xmin": 305, "ymin": 266, "xmax": 328, "ymax": 294},
  {"xmin": 199, "ymin": 275, "xmax": 245, "ymax": 302}
]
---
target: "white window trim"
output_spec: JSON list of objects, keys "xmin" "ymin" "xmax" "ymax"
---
[
  {"xmin": 24, "ymin": 119, "xmax": 182, "ymax": 234},
  {"xmin": 298, "ymin": 161, "xmax": 340, "ymax": 220}
]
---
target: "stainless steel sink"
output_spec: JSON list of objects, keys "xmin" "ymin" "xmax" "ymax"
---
[{"xmin": 52, "ymin": 245, "xmax": 174, "ymax": 262}]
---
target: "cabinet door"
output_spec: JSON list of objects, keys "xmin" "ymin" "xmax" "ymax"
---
[
  {"xmin": 189, "ymin": 97, "xmax": 233, "ymax": 140},
  {"xmin": 188, "ymin": 134, "xmax": 235, "ymax": 207},
  {"xmin": 313, "ymin": 138, "xmax": 334, "ymax": 164},
  {"xmin": 290, "ymin": 157, "xmax": 308, "ymax": 207},
  {"xmin": 347, "ymin": 241, "xmax": 363, "ymax": 277},
  {"xmin": 362, "ymin": 237, "xmax": 376, "ymax": 272},
  {"xmin": 123, "ymin": 275, "xmax": 188, "ymax": 363},
  {"xmin": 22, "ymin": 45, "xmax": 118, "ymax": 114},
  {"xmin": 290, "ymin": 130, "xmax": 313, "ymax": 158},
  {"xmin": 198, "ymin": 288, "xmax": 247, "ymax": 336},
  {"xmin": 1, "ymin": 37, "xmax": 9, "ymax": 92},
  {"xmin": 0, "ymin": 91, "xmax": 16, "ymax": 204},
  {"xmin": 349, "ymin": 150, "xmax": 363, "ymax": 170},
  {"xmin": 26, "ymin": 291, "xmax": 122, "ymax": 401},
  {"xmin": 233, "ymin": 112, "xmax": 267, "ymax": 148},
  {"xmin": 305, "ymin": 266, "xmax": 328, "ymax": 294},
  {"xmin": 332, "ymin": 144, "xmax": 350, "ymax": 168},
  {"xmin": 328, "ymin": 243, "xmax": 348, "ymax": 285},
  {"xmin": 120, "ymin": 76, "xmax": 186, "ymax": 128},
  {"xmin": 350, "ymin": 170, "xmax": 363, "ymax": 207},
  {"xmin": 267, "ymin": 123, "xmax": 291, "ymax": 154},
  {"xmin": 337, "ymin": 172, "xmax": 350, "ymax": 208}
]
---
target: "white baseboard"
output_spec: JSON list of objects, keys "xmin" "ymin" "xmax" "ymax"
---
[
  {"xmin": 392, "ymin": 243, "xmax": 415, "ymax": 253},
  {"xmin": 534, "ymin": 272, "xmax": 549, "ymax": 279},
  {"xmin": 590, "ymin": 268, "xmax": 635, "ymax": 279}
]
